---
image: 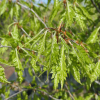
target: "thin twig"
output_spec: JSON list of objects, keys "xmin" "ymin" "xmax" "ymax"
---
[
  {"xmin": 5, "ymin": 89, "xmax": 27, "ymax": 100},
  {"xmin": 31, "ymin": 9, "xmax": 48, "ymax": 28},
  {"xmin": 95, "ymin": 80, "xmax": 100, "ymax": 85},
  {"xmin": 23, "ymin": 48, "xmax": 37, "ymax": 52},
  {"xmin": 1, "ymin": 94, "xmax": 5, "ymax": 100},
  {"xmin": 0, "ymin": 45, "xmax": 12, "ymax": 48},
  {"xmin": 5, "ymin": 87, "xmax": 61, "ymax": 100},
  {"xmin": 65, "ymin": 84, "xmax": 75, "ymax": 100},
  {"xmin": 20, "ymin": 27, "xmax": 31, "ymax": 38},
  {"xmin": 17, "ymin": 2, "xmax": 48, "ymax": 28},
  {"xmin": 19, "ymin": 47, "xmax": 45, "ymax": 85},
  {"xmin": 0, "ymin": 45, "xmax": 37, "ymax": 53},
  {"xmin": 91, "ymin": 0, "xmax": 100, "ymax": 13},
  {"xmin": 32, "ymin": 69, "xmax": 45, "ymax": 85},
  {"xmin": 35, "ymin": 88, "xmax": 62, "ymax": 100},
  {"xmin": 13, "ymin": 19, "xmax": 31, "ymax": 38}
]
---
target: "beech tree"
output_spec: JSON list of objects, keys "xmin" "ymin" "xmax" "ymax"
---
[{"xmin": 0, "ymin": 0, "xmax": 100, "ymax": 100}]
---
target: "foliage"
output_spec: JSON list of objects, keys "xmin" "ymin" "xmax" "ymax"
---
[{"xmin": 0, "ymin": 0, "xmax": 100, "ymax": 99}]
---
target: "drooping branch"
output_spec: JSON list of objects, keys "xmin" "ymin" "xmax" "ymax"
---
[
  {"xmin": 91, "ymin": 0, "xmax": 100, "ymax": 13},
  {"xmin": 17, "ymin": 2, "xmax": 48, "ymax": 28}
]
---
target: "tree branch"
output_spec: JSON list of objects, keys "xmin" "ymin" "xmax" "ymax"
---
[
  {"xmin": 13, "ymin": 19, "xmax": 31, "ymax": 38},
  {"xmin": 91, "ymin": 0, "xmax": 100, "ymax": 13},
  {"xmin": 32, "ymin": 69, "xmax": 45, "ymax": 85},
  {"xmin": 5, "ymin": 89, "xmax": 27, "ymax": 100},
  {"xmin": 0, "ymin": 45, "xmax": 12, "ymax": 48},
  {"xmin": 20, "ymin": 27, "xmax": 31, "ymax": 38},
  {"xmin": 5, "ymin": 87, "xmax": 62, "ymax": 100},
  {"xmin": 17, "ymin": 2, "xmax": 48, "ymax": 28},
  {"xmin": 65, "ymin": 84, "xmax": 75, "ymax": 100},
  {"xmin": 34, "ymin": 88, "xmax": 62, "ymax": 100},
  {"xmin": 95, "ymin": 80, "xmax": 100, "ymax": 85}
]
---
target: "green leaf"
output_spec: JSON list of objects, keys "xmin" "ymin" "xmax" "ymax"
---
[
  {"xmin": 15, "ymin": 4, "xmax": 20, "ymax": 20},
  {"xmin": 13, "ymin": 48, "xmax": 23, "ymax": 83},
  {"xmin": 54, "ymin": 73, "xmax": 59, "ymax": 90},
  {"xmin": 11, "ymin": 25, "xmax": 19, "ymax": 41},
  {"xmin": 47, "ymin": 0, "xmax": 51, "ymax": 6},
  {"xmin": 66, "ymin": 1, "xmax": 75, "ymax": 27},
  {"xmin": 36, "ymin": 30, "xmax": 47, "ymax": 61},
  {"xmin": 0, "ymin": 0, "xmax": 7, "ymax": 15},
  {"xmin": 77, "ymin": 4, "xmax": 92, "ymax": 20},
  {"xmin": 51, "ymin": 33, "xmax": 59, "ymax": 64},
  {"xmin": 51, "ymin": 45, "xmax": 67, "ymax": 89},
  {"xmin": 49, "ymin": 0, "xmax": 61, "ymax": 25},
  {"xmin": 59, "ymin": 45, "xmax": 67, "ymax": 89},
  {"xmin": 51, "ymin": 65, "xmax": 60, "ymax": 89},
  {"xmin": 87, "ymin": 27, "xmax": 100, "ymax": 44},
  {"xmin": 22, "ymin": 91, "xmax": 28, "ymax": 100},
  {"xmin": 24, "ymin": 29, "xmax": 44, "ymax": 46},
  {"xmin": 0, "ymin": 66, "xmax": 10, "ymax": 83},
  {"xmin": 72, "ymin": 45, "xmax": 92, "ymax": 64},
  {"xmin": 31, "ymin": 58, "xmax": 40, "ymax": 72},
  {"xmin": 72, "ymin": 66, "xmax": 81, "ymax": 83},
  {"xmin": 85, "ymin": 94, "xmax": 94, "ymax": 100},
  {"xmin": 90, "ymin": 60, "xmax": 100, "ymax": 82},
  {"xmin": 75, "ymin": 12, "xmax": 86, "ymax": 30},
  {"xmin": 5, "ymin": 88, "xmax": 10, "ymax": 98},
  {"xmin": 0, "ymin": 39, "xmax": 9, "ymax": 54},
  {"xmin": 50, "ymin": 9, "xmax": 58, "ymax": 23},
  {"xmin": 54, "ymin": 0, "xmax": 59, "ymax": 8},
  {"xmin": 0, "ymin": 58, "xmax": 13, "ymax": 66},
  {"xmin": 60, "ymin": 36, "xmax": 69, "ymax": 50},
  {"xmin": 10, "ymin": 7, "xmax": 13, "ymax": 20}
]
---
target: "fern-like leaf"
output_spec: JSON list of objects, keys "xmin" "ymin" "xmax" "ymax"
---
[
  {"xmin": 66, "ymin": 1, "xmax": 75, "ymax": 27},
  {"xmin": 0, "ymin": 0, "xmax": 7, "ymax": 15},
  {"xmin": 11, "ymin": 25, "xmax": 19, "ymax": 41},
  {"xmin": 51, "ymin": 34, "xmax": 59, "ymax": 64},
  {"xmin": 31, "ymin": 58, "xmax": 40, "ymax": 72},
  {"xmin": 51, "ymin": 45, "xmax": 67, "ymax": 89},
  {"xmin": 73, "ymin": 45, "xmax": 92, "ymax": 64},
  {"xmin": 0, "ymin": 58, "xmax": 13, "ymax": 66},
  {"xmin": 72, "ymin": 66, "xmax": 81, "ymax": 83},
  {"xmin": 36, "ymin": 31, "xmax": 47, "ymax": 61},
  {"xmin": 77, "ymin": 4, "xmax": 92, "ymax": 20},
  {"xmin": 0, "ymin": 39, "xmax": 9, "ymax": 54},
  {"xmin": 13, "ymin": 48, "xmax": 23, "ymax": 83},
  {"xmin": 75, "ymin": 8, "xmax": 86, "ymax": 30},
  {"xmin": 0, "ymin": 66, "xmax": 10, "ymax": 83},
  {"xmin": 87, "ymin": 27, "xmax": 100, "ymax": 44},
  {"xmin": 59, "ymin": 45, "xmax": 67, "ymax": 89},
  {"xmin": 90, "ymin": 60, "xmax": 100, "ymax": 82},
  {"xmin": 51, "ymin": 65, "xmax": 59, "ymax": 89}
]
